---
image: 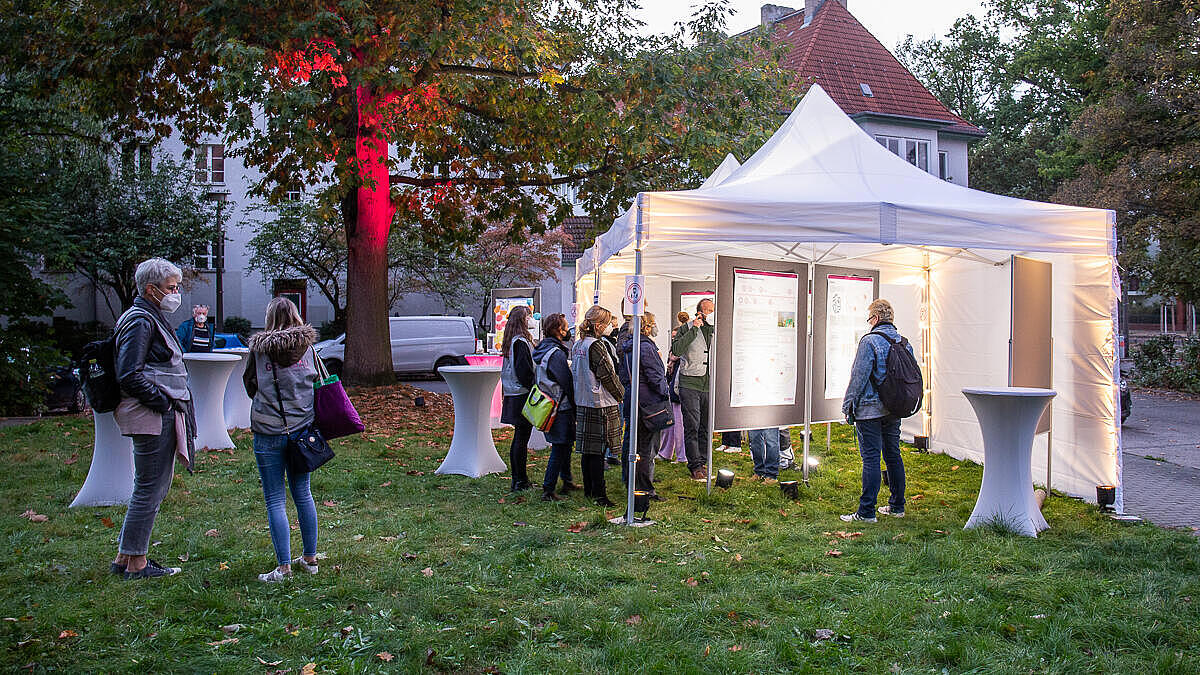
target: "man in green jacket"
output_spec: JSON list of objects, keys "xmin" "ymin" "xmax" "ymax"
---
[{"xmin": 671, "ymin": 298, "xmax": 714, "ymax": 480}]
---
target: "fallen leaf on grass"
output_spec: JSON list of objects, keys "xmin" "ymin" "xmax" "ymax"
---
[
  {"xmin": 58, "ymin": 630, "xmax": 78, "ymax": 639},
  {"xmin": 891, "ymin": 534, "xmax": 906, "ymax": 541},
  {"xmin": 512, "ymin": 521, "xmax": 527, "ymax": 527},
  {"xmin": 421, "ymin": 567, "xmax": 434, "ymax": 577},
  {"xmin": 425, "ymin": 648, "xmax": 437, "ymax": 666},
  {"xmin": 100, "ymin": 516, "xmax": 114, "ymax": 528},
  {"xmin": 205, "ymin": 529, "xmax": 218, "ymax": 537},
  {"xmin": 379, "ymin": 536, "xmax": 399, "ymax": 542},
  {"xmin": 377, "ymin": 651, "xmax": 394, "ymax": 662},
  {"xmin": 779, "ymin": 510, "xmax": 788, "ymax": 516},
  {"xmin": 322, "ymin": 501, "xmax": 337, "ymax": 507},
  {"xmin": 825, "ymin": 550, "xmax": 843, "ymax": 557},
  {"xmin": 221, "ymin": 624, "xmax": 242, "ymax": 634},
  {"xmin": 625, "ymin": 615, "xmax": 642, "ymax": 625},
  {"xmin": 20, "ymin": 510, "xmax": 48, "ymax": 523},
  {"xmin": 178, "ymin": 553, "xmax": 189, "ymax": 562},
  {"xmin": 402, "ymin": 552, "xmax": 418, "ymax": 560},
  {"xmin": 910, "ymin": 494, "xmax": 924, "ymax": 500},
  {"xmin": 728, "ymin": 645, "xmax": 743, "ymax": 652},
  {"xmin": 340, "ymin": 626, "xmax": 354, "ymax": 637},
  {"xmin": 380, "ymin": 481, "xmax": 392, "ymax": 487},
  {"xmin": 683, "ymin": 577, "xmax": 699, "ymax": 587},
  {"xmin": 301, "ymin": 663, "xmax": 317, "ymax": 675},
  {"xmin": 206, "ymin": 637, "xmax": 238, "ymax": 646},
  {"xmin": 951, "ymin": 465, "xmax": 960, "ymax": 471},
  {"xmin": 703, "ymin": 644, "xmax": 711, "ymax": 657},
  {"xmin": 352, "ymin": 534, "xmax": 365, "ymax": 541},
  {"xmin": 701, "ymin": 518, "xmax": 713, "ymax": 523},
  {"xmin": 218, "ymin": 561, "xmax": 230, "ymax": 571},
  {"xmin": 814, "ymin": 628, "xmax": 834, "ymax": 641},
  {"xmin": 64, "ymin": 454, "xmax": 78, "ymax": 465},
  {"xmin": 497, "ymin": 498, "xmax": 506, "ymax": 504},
  {"xmin": 256, "ymin": 657, "xmax": 283, "ymax": 666},
  {"xmin": 733, "ymin": 554, "xmax": 744, "ymax": 562},
  {"xmin": 566, "ymin": 521, "xmax": 588, "ymax": 533}
]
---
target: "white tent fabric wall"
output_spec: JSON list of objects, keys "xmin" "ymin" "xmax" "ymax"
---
[{"xmin": 572, "ymin": 84, "xmax": 1120, "ymax": 510}]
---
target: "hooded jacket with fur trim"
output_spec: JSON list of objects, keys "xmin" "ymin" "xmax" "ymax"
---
[{"xmin": 243, "ymin": 324, "xmax": 319, "ymax": 435}]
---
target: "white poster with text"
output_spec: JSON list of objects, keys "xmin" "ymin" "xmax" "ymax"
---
[
  {"xmin": 824, "ymin": 275, "xmax": 875, "ymax": 399},
  {"xmin": 730, "ymin": 269, "xmax": 799, "ymax": 408}
]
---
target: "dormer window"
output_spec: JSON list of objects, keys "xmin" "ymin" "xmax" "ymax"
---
[{"xmin": 859, "ymin": 83, "xmax": 873, "ymax": 97}]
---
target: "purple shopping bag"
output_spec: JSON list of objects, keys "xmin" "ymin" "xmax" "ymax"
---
[{"xmin": 311, "ymin": 349, "xmax": 364, "ymax": 439}]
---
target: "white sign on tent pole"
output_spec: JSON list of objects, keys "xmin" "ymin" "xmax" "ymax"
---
[
  {"xmin": 729, "ymin": 268, "xmax": 800, "ymax": 408},
  {"xmin": 824, "ymin": 275, "xmax": 875, "ymax": 399}
]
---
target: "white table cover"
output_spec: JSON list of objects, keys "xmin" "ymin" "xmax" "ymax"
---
[
  {"xmin": 69, "ymin": 411, "xmax": 134, "ymax": 507},
  {"xmin": 436, "ymin": 365, "xmax": 508, "ymax": 478},
  {"xmin": 183, "ymin": 352, "xmax": 241, "ymax": 450},
  {"xmin": 215, "ymin": 347, "xmax": 251, "ymax": 430},
  {"xmin": 962, "ymin": 387, "xmax": 1056, "ymax": 537}
]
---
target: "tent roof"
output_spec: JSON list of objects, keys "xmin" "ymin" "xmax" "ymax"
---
[{"xmin": 578, "ymin": 85, "xmax": 1114, "ymax": 283}]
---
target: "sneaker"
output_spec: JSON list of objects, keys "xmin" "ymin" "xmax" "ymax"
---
[
  {"xmin": 123, "ymin": 559, "xmax": 181, "ymax": 580},
  {"xmin": 749, "ymin": 474, "xmax": 764, "ymax": 483},
  {"xmin": 839, "ymin": 513, "xmax": 877, "ymax": 523},
  {"xmin": 258, "ymin": 567, "xmax": 292, "ymax": 583},
  {"xmin": 877, "ymin": 506, "xmax": 905, "ymax": 518},
  {"xmin": 722, "ymin": 445, "xmax": 742, "ymax": 454},
  {"xmin": 292, "ymin": 557, "xmax": 319, "ymax": 574},
  {"xmin": 762, "ymin": 477, "xmax": 779, "ymax": 486},
  {"xmin": 110, "ymin": 561, "xmax": 126, "ymax": 575},
  {"xmin": 510, "ymin": 481, "xmax": 532, "ymax": 492}
]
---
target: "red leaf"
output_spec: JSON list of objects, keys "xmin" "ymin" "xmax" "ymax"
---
[
  {"xmin": 58, "ymin": 630, "xmax": 78, "ymax": 639},
  {"xmin": 826, "ymin": 550, "xmax": 843, "ymax": 557},
  {"xmin": 100, "ymin": 517, "xmax": 114, "ymax": 528},
  {"xmin": 322, "ymin": 500, "xmax": 337, "ymax": 507},
  {"xmin": 625, "ymin": 615, "xmax": 642, "ymax": 625}
]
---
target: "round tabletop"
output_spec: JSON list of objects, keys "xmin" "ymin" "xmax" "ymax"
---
[
  {"xmin": 183, "ymin": 352, "xmax": 242, "ymax": 362},
  {"xmin": 214, "ymin": 347, "xmax": 249, "ymax": 354},
  {"xmin": 438, "ymin": 365, "xmax": 501, "ymax": 374},
  {"xmin": 962, "ymin": 386, "xmax": 1056, "ymax": 397}
]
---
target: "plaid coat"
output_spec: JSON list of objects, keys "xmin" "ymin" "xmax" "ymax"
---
[{"xmin": 575, "ymin": 404, "xmax": 622, "ymax": 456}]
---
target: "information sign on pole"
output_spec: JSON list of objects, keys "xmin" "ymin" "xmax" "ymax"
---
[{"xmin": 624, "ymin": 275, "xmax": 645, "ymax": 316}]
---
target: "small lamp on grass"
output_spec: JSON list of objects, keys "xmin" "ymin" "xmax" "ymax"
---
[
  {"xmin": 779, "ymin": 480, "xmax": 800, "ymax": 500},
  {"xmin": 632, "ymin": 491, "xmax": 651, "ymax": 520},
  {"xmin": 715, "ymin": 469, "xmax": 735, "ymax": 489},
  {"xmin": 1096, "ymin": 485, "xmax": 1116, "ymax": 512}
]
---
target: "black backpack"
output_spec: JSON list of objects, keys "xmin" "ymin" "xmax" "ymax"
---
[
  {"xmin": 79, "ymin": 309, "xmax": 149, "ymax": 413},
  {"xmin": 868, "ymin": 330, "xmax": 923, "ymax": 418}
]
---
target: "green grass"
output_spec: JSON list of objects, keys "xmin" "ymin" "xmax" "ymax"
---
[{"xmin": 1, "ymin": 412, "xmax": 1198, "ymax": 673}]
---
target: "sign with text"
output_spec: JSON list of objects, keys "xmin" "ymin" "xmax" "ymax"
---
[{"xmin": 730, "ymin": 268, "xmax": 800, "ymax": 408}]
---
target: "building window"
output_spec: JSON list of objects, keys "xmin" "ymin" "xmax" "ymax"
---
[
  {"xmin": 193, "ymin": 144, "xmax": 225, "ymax": 184},
  {"xmin": 285, "ymin": 183, "xmax": 303, "ymax": 201},
  {"xmin": 876, "ymin": 135, "xmax": 930, "ymax": 172},
  {"xmin": 121, "ymin": 142, "xmax": 152, "ymax": 178},
  {"xmin": 194, "ymin": 239, "xmax": 219, "ymax": 271},
  {"xmin": 938, "ymin": 151, "xmax": 949, "ymax": 181}
]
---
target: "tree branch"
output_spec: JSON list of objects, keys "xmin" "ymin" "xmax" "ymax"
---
[{"xmin": 436, "ymin": 63, "xmax": 585, "ymax": 94}]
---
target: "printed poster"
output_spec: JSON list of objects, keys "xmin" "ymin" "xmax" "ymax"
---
[
  {"xmin": 679, "ymin": 291, "xmax": 714, "ymax": 320},
  {"xmin": 729, "ymin": 269, "xmax": 799, "ymax": 408},
  {"xmin": 493, "ymin": 297, "xmax": 535, "ymax": 352},
  {"xmin": 824, "ymin": 275, "xmax": 875, "ymax": 399}
]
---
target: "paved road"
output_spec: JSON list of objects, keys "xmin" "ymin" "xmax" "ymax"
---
[{"xmin": 1121, "ymin": 391, "xmax": 1200, "ymax": 534}]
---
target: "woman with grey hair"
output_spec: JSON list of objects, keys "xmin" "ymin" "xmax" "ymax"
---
[
  {"xmin": 110, "ymin": 257, "xmax": 196, "ymax": 580},
  {"xmin": 243, "ymin": 297, "xmax": 321, "ymax": 583}
]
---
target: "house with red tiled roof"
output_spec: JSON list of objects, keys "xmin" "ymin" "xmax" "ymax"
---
[{"xmin": 753, "ymin": 1, "xmax": 984, "ymax": 186}]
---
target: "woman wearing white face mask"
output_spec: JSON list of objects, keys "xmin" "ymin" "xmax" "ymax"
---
[
  {"xmin": 499, "ymin": 305, "xmax": 537, "ymax": 491},
  {"xmin": 110, "ymin": 258, "xmax": 197, "ymax": 580}
]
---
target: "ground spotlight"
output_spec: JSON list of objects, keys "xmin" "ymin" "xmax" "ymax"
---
[
  {"xmin": 779, "ymin": 480, "xmax": 800, "ymax": 500},
  {"xmin": 715, "ymin": 469, "xmax": 735, "ymax": 489},
  {"xmin": 1096, "ymin": 485, "xmax": 1116, "ymax": 511},
  {"xmin": 633, "ymin": 491, "xmax": 651, "ymax": 519}
]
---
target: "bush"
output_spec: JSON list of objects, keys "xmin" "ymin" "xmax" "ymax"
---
[
  {"xmin": 222, "ymin": 315, "xmax": 252, "ymax": 341},
  {"xmin": 48, "ymin": 317, "xmax": 110, "ymax": 361},
  {"xmin": 0, "ymin": 322, "xmax": 69, "ymax": 416},
  {"xmin": 319, "ymin": 317, "xmax": 346, "ymax": 341},
  {"xmin": 1132, "ymin": 335, "xmax": 1200, "ymax": 394}
]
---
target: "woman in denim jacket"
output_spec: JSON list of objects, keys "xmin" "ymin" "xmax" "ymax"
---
[{"xmin": 840, "ymin": 299, "xmax": 912, "ymax": 523}]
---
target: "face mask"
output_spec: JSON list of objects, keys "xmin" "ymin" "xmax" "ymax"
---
[
  {"xmin": 602, "ymin": 324, "xmax": 614, "ymax": 337},
  {"xmin": 152, "ymin": 285, "xmax": 182, "ymax": 313},
  {"xmin": 195, "ymin": 314, "xmax": 207, "ymax": 324},
  {"xmin": 526, "ymin": 318, "xmax": 536, "ymax": 330},
  {"xmin": 705, "ymin": 311, "xmax": 715, "ymax": 325},
  {"xmin": 650, "ymin": 326, "xmax": 659, "ymax": 338}
]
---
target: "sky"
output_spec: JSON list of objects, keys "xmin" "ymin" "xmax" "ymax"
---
[{"xmin": 635, "ymin": 0, "xmax": 988, "ymax": 51}]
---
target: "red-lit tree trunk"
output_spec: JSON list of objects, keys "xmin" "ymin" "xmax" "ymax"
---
[{"xmin": 343, "ymin": 83, "xmax": 397, "ymax": 385}]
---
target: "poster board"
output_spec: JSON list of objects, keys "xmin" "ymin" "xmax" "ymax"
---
[
  {"xmin": 1010, "ymin": 256, "xmax": 1052, "ymax": 433},
  {"xmin": 810, "ymin": 266, "xmax": 880, "ymax": 424},
  {"xmin": 490, "ymin": 287, "xmax": 541, "ymax": 352},
  {"xmin": 670, "ymin": 281, "xmax": 715, "ymax": 332},
  {"xmin": 712, "ymin": 256, "xmax": 808, "ymax": 432}
]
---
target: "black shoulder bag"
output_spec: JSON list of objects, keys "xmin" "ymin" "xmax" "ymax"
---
[{"xmin": 270, "ymin": 359, "xmax": 335, "ymax": 473}]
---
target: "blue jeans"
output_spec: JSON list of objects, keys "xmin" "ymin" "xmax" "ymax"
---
[
  {"xmin": 855, "ymin": 416, "xmax": 905, "ymax": 518},
  {"xmin": 748, "ymin": 429, "xmax": 780, "ymax": 479},
  {"xmin": 118, "ymin": 412, "xmax": 177, "ymax": 556},
  {"xmin": 254, "ymin": 434, "xmax": 318, "ymax": 566},
  {"xmin": 543, "ymin": 442, "xmax": 573, "ymax": 493}
]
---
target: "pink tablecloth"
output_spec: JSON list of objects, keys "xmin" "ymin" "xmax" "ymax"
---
[{"xmin": 465, "ymin": 354, "xmax": 504, "ymax": 428}]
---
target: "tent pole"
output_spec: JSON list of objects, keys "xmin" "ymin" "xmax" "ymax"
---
[
  {"xmin": 627, "ymin": 196, "xmax": 644, "ymax": 526},
  {"xmin": 593, "ymin": 248, "xmax": 601, "ymax": 305},
  {"xmin": 803, "ymin": 246, "xmax": 815, "ymax": 482},
  {"xmin": 707, "ymin": 254, "xmax": 717, "ymax": 496},
  {"xmin": 923, "ymin": 253, "xmax": 932, "ymax": 442}
]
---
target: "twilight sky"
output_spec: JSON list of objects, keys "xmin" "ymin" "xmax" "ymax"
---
[{"xmin": 635, "ymin": 0, "xmax": 988, "ymax": 50}]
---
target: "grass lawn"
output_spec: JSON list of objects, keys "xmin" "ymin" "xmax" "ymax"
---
[{"xmin": 1, "ymin": 406, "xmax": 1198, "ymax": 673}]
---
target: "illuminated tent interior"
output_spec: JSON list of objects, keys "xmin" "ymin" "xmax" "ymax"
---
[{"xmin": 574, "ymin": 85, "xmax": 1122, "ymax": 508}]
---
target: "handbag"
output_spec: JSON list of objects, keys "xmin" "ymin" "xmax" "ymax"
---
[
  {"xmin": 522, "ymin": 346, "xmax": 564, "ymax": 432},
  {"xmin": 310, "ymin": 348, "xmax": 364, "ymax": 439},
  {"xmin": 640, "ymin": 397, "xmax": 675, "ymax": 432},
  {"xmin": 270, "ymin": 357, "xmax": 335, "ymax": 473}
]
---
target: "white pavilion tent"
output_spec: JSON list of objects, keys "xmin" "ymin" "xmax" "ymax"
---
[{"xmin": 576, "ymin": 85, "xmax": 1122, "ymax": 508}]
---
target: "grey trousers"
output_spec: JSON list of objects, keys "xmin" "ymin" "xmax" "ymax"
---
[
  {"xmin": 118, "ymin": 413, "xmax": 177, "ymax": 556},
  {"xmin": 679, "ymin": 387, "xmax": 710, "ymax": 472}
]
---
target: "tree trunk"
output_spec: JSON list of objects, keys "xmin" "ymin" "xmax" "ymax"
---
[{"xmin": 343, "ymin": 84, "xmax": 397, "ymax": 385}]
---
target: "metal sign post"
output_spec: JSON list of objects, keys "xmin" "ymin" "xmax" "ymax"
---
[{"xmin": 625, "ymin": 197, "xmax": 645, "ymax": 526}]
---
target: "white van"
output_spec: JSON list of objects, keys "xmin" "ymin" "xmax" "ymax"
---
[{"xmin": 313, "ymin": 316, "xmax": 475, "ymax": 376}]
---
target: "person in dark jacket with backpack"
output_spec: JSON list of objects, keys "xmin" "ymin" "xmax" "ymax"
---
[
  {"xmin": 533, "ymin": 313, "xmax": 576, "ymax": 502},
  {"xmin": 840, "ymin": 299, "xmax": 912, "ymax": 523},
  {"xmin": 110, "ymin": 257, "xmax": 196, "ymax": 581},
  {"xmin": 619, "ymin": 312, "xmax": 669, "ymax": 498}
]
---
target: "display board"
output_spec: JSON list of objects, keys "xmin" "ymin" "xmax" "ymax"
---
[
  {"xmin": 670, "ymin": 281, "xmax": 715, "ymax": 330},
  {"xmin": 490, "ymin": 287, "xmax": 541, "ymax": 352},
  {"xmin": 810, "ymin": 266, "xmax": 880, "ymax": 424},
  {"xmin": 1010, "ymin": 256, "xmax": 1052, "ymax": 433},
  {"xmin": 712, "ymin": 256, "xmax": 808, "ymax": 432}
]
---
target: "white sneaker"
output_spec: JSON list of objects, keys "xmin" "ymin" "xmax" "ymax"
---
[
  {"xmin": 839, "ymin": 513, "xmax": 877, "ymax": 523},
  {"xmin": 292, "ymin": 557, "xmax": 319, "ymax": 574},
  {"xmin": 258, "ymin": 567, "xmax": 292, "ymax": 583},
  {"xmin": 878, "ymin": 506, "xmax": 905, "ymax": 518}
]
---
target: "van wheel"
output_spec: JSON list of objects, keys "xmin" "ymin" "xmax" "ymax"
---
[
  {"xmin": 434, "ymin": 356, "xmax": 459, "ymax": 379},
  {"xmin": 324, "ymin": 359, "xmax": 343, "ymax": 376}
]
